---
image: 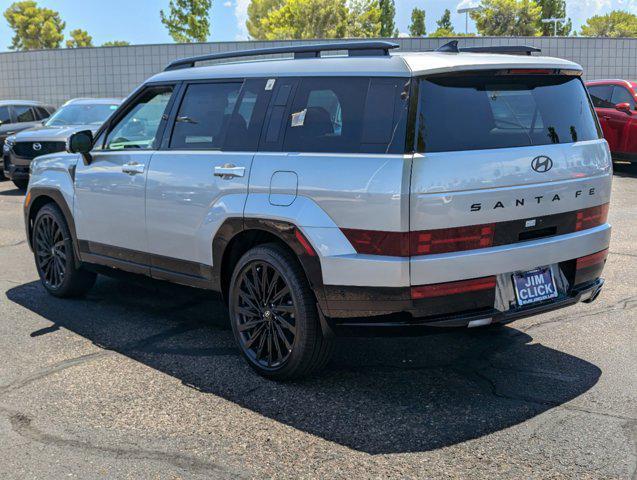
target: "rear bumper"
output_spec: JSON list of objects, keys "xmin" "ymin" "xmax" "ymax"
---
[{"xmin": 323, "ymin": 278, "xmax": 604, "ymax": 336}]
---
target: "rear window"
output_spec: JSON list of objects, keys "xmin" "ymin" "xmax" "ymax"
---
[{"xmin": 416, "ymin": 73, "xmax": 601, "ymax": 153}]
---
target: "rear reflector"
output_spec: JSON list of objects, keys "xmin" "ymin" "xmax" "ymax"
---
[
  {"xmin": 294, "ymin": 229, "xmax": 317, "ymax": 257},
  {"xmin": 411, "ymin": 276, "xmax": 497, "ymax": 299},
  {"xmin": 411, "ymin": 223, "xmax": 495, "ymax": 256},
  {"xmin": 575, "ymin": 203, "xmax": 609, "ymax": 231},
  {"xmin": 576, "ymin": 249, "xmax": 608, "ymax": 270},
  {"xmin": 340, "ymin": 229, "xmax": 409, "ymax": 257}
]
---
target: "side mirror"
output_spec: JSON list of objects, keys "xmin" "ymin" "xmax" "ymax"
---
[
  {"xmin": 67, "ymin": 130, "xmax": 93, "ymax": 154},
  {"xmin": 615, "ymin": 102, "xmax": 632, "ymax": 114}
]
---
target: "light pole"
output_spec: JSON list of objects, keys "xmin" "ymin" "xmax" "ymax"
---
[
  {"xmin": 457, "ymin": 6, "xmax": 482, "ymax": 35},
  {"xmin": 541, "ymin": 17, "xmax": 567, "ymax": 36}
]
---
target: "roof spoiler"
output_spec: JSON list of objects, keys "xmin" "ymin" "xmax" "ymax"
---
[
  {"xmin": 164, "ymin": 41, "xmax": 400, "ymax": 71},
  {"xmin": 436, "ymin": 40, "xmax": 541, "ymax": 56}
]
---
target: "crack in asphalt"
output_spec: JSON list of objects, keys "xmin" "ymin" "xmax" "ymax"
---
[{"xmin": 0, "ymin": 407, "xmax": 242, "ymax": 478}]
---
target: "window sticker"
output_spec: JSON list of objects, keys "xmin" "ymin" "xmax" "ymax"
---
[
  {"xmin": 265, "ymin": 79, "xmax": 276, "ymax": 91},
  {"xmin": 290, "ymin": 109, "xmax": 307, "ymax": 128}
]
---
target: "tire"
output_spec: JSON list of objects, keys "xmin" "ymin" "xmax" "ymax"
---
[
  {"xmin": 32, "ymin": 203, "xmax": 97, "ymax": 298},
  {"xmin": 228, "ymin": 243, "xmax": 334, "ymax": 380},
  {"xmin": 12, "ymin": 179, "xmax": 28, "ymax": 190},
  {"xmin": 0, "ymin": 169, "xmax": 6, "ymax": 181}
]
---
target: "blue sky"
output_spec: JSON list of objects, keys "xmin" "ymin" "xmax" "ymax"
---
[{"xmin": 0, "ymin": 0, "xmax": 635, "ymax": 51}]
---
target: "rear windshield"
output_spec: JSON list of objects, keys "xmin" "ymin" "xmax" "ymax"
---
[{"xmin": 416, "ymin": 73, "xmax": 601, "ymax": 153}]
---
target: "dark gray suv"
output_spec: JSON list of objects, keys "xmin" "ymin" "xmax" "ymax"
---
[{"xmin": 0, "ymin": 100, "xmax": 55, "ymax": 180}]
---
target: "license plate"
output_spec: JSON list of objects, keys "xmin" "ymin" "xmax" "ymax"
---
[{"xmin": 512, "ymin": 267, "xmax": 558, "ymax": 306}]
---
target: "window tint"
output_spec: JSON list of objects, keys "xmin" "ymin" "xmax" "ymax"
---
[
  {"xmin": 284, "ymin": 78, "xmax": 369, "ymax": 153},
  {"xmin": 106, "ymin": 86, "xmax": 173, "ymax": 150},
  {"xmin": 224, "ymin": 79, "xmax": 271, "ymax": 151},
  {"xmin": 170, "ymin": 82, "xmax": 242, "ymax": 150},
  {"xmin": 34, "ymin": 106, "xmax": 50, "ymax": 120},
  {"xmin": 13, "ymin": 106, "xmax": 35, "ymax": 123},
  {"xmin": 417, "ymin": 74, "xmax": 600, "ymax": 153},
  {"xmin": 588, "ymin": 85, "xmax": 614, "ymax": 108},
  {"xmin": 0, "ymin": 107, "xmax": 10, "ymax": 124},
  {"xmin": 611, "ymin": 86, "xmax": 636, "ymax": 109}
]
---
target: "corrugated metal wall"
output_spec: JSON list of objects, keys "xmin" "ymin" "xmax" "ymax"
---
[{"xmin": 1, "ymin": 37, "xmax": 636, "ymax": 106}]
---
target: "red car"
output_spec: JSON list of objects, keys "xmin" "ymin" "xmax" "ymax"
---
[{"xmin": 586, "ymin": 79, "xmax": 637, "ymax": 163}]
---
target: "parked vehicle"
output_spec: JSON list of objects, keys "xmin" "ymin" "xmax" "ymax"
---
[
  {"xmin": 586, "ymin": 79, "xmax": 637, "ymax": 163},
  {"xmin": 0, "ymin": 100, "xmax": 55, "ymax": 180},
  {"xmin": 24, "ymin": 41, "xmax": 611, "ymax": 379},
  {"xmin": 3, "ymin": 98, "xmax": 120, "ymax": 190}
]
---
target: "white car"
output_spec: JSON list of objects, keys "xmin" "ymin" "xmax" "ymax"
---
[{"xmin": 24, "ymin": 41, "xmax": 611, "ymax": 379}]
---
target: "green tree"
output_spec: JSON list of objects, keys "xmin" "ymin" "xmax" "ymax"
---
[
  {"xmin": 437, "ymin": 8, "xmax": 453, "ymax": 31},
  {"xmin": 102, "ymin": 40, "xmax": 130, "ymax": 47},
  {"xmin": 431, "ymin": 8, "xmax": 454, "ymax": 37},
  {"xmin": 580, "ymin": 10, "xmax": 637, "ymax": 37},
  {"xmin": 66, "ymin": 29, "xmax": 93, "ymax": 48},
  {"xmin": 3, "ymin": 1, "xmax": 65, "ymax": 50},
  {"xmin": 160, "ymin": 0, "xmax": 212, "ymax": 43},
  {"xmin": 471, "ymin": 0, "xmax": 541, "ymax": 36},
  {"xmin": 247, "ymin": 0, "xmax": 283, "ymax": 39},
  {"xmin": 408, "ymin": 7, "xmax": 426, "ymax": 37},
  {"xmin": 536, "ymin": 0, "xmax": 571, "ymax": 35},
  {"xmin": 348, "ymin": 0, "xmax": 381, "ymax": 38},
  {"xmin": 379, "ymin": 0, "xmax": 397, "ymax": 37},
  {"xmin": 259, "ymin": 0, "xmax": 348, "ymax": 40}
]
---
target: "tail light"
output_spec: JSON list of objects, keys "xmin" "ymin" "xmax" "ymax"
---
[
  {"xmin": 576, "ymin": 249, "xmax": 608, "ymax": 270},
  {"xmin": 575, "ymin": 204, "xmax": 609, "ymax": 231},
  {"xmin": 410, "ymin": 224, "xmax": 495, "ymax": 256},
  {"xmin": 411, "ymin": 276, "xmax": 497, "ymax": 299}
]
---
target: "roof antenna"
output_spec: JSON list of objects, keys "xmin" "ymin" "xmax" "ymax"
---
[{"xmin": 436, "ymin": 40, "xmax": 460, "ymax": 53}]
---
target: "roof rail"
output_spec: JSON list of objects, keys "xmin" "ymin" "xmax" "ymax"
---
[
  {"xmin": 435, "ymin": 40, "xmax": 541, "ymax": 56},
  {"xmin": 164, "ymin": 41, "xmax": 400, "ymax": 71}
]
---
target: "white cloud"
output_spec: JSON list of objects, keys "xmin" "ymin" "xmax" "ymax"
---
[
  {"xmin": 234, "ymin": 0, "xmax": 250, "ymax": 40},
  {"xmin": 223, "ymin": 1, "xmax": 232, "ymax": 7}
]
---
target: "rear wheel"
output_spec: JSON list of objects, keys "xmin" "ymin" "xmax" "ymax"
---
[
  {"xmin": 228, "ymin": 244, "xmax": 333, "ymax": 380},
  {"xmin": 12, "ymin": 179, "xmax": 28, "ymax": 190},
  {"xmin": 33, "ymin": 203, "xmax": 96, "ymax": 298}
]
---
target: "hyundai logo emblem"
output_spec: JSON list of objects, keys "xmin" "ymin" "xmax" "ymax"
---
[
  {"xmin": 531, "ymin": 155, "xmax": 553, "ymax": 173},
  {"xmin": 32, "ymin": 143, "xmax": 42, "ymax": 151}
]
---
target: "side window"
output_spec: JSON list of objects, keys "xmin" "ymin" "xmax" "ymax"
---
[
  {"xmin": 35, "ymin": 106, "xmax": 50, "ymax": 120},
  {"xmin": 105, "ymin": 86, "xmax": 173, "ymax": 150},
  {"xmin": 170, "ymin": 82, "xmax": 242, "ymax": 150},
  {"xmin": 588, "ymin": 85, "xmax": 614, "ymax": 108},
  {"xmin": 284, "ymin": 77, "xmax": 369, "ymax": 153},
  {"xmin": 13, "ymin": 105, "xmax": 35, "ymax": 123},
  {"xmin": 0, "ymin": 106, "xmax": 10, "ymax": 124},
  {"xmin": 610, "ymin": 86, "xmax": 636, "ymax": 110},
  {"xmin": 224, "ymin": 79, "xmax": 271, "ymax": 151}
]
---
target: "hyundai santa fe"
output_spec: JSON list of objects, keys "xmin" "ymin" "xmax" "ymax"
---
[{"xmin": 23, "ymin": 41, "xmax": 611, "ymax": 379}]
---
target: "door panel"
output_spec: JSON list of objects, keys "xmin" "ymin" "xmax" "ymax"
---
[
  {"xmin": 74, "ymin": 151, "xmax": 151, "ymax": 253},
  {"xmin": 608, "ymin": 85, "xmax": 637, "ymax": 155},
  {"xmin": 145, "ymin": 150, "xmax": 253, "ymax": 266}
]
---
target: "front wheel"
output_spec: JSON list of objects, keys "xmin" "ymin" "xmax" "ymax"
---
[
  {"xmin": 228, "ymin": 244, "xmax": 333, "ymax": 380},
  {"xmin": 33, "ymin": 203, "xmax": 97, "ymax": 297}
]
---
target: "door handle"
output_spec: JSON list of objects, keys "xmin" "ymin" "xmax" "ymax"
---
[
  {"xmin": 122, "ymin": 162, "xmax": 145, "ymax": 175},
  {"xmin": 214, "ymin": 164, "xmax": 245, "ymax": 179}
]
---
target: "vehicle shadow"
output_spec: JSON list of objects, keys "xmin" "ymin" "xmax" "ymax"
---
[
  {"xmin": 6, "ymin": 277, "xmax": 601, "ymax": 455},
  {"xmin": 613, "ymin": 162, "xmax": 637, "ymax": 178},
  {"xmin": 0, "ymin": 187, "xmax": 24, "ymax": 196}
]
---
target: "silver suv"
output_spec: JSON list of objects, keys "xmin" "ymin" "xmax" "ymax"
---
[{"xmin": 24, "ymin": 41, "xmax": 612, "ymax": 379}]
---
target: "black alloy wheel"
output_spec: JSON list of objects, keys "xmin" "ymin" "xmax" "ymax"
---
[
  {"xmin": 34, "ymin": 212, "xmax": 67, "ymax": 290},
  {"xmin": 234, "ymin": 260, "xmax": 297, "ymax": 369},
  {"xmin": 229, "ymin": 244, "xmax": 333, "ymax": 380},
  {"xmin": 32, "ymin": 203, "xmax": 96, "ymax": 297}
]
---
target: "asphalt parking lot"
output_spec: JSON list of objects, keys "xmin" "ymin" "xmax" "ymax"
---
[{"xmin": 0, "ymin": 165, "xmax": 636, "ymax": 479}]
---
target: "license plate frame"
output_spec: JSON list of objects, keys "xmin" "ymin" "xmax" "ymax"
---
[{"xmin": 512, "ymin": 267, "xmax": 559, "ymax": 307}]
